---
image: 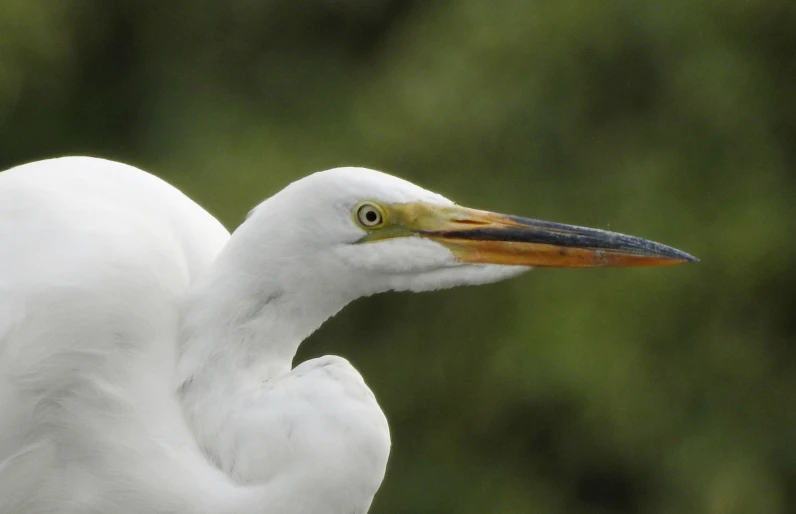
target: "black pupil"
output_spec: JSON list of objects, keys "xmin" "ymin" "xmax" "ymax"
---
[{"xmin": 365, "ymin": 209, "xmax": 378, "ymax": 223}]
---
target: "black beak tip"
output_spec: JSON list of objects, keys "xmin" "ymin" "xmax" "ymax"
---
[{"xmin": 670, "ymin": 248, "xmax": 699, "ymax": 263}]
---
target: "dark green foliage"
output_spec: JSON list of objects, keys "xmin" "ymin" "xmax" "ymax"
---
[{"xmin": 2, "ymin": 1, "xmax": 794, "ymax": 512}]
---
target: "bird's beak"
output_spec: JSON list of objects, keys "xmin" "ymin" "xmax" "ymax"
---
[{"xmin": 390, "ymin": 203, "xmax": 697, "ymax": 268}]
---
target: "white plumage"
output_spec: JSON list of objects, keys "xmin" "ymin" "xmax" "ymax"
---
[{"xmin": 0, "ymin": 157, "xmax": 528, "ymax": 514}]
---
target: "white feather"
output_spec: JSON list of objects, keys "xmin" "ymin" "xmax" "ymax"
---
[{"xmin": 0, "ymin": 157, "xmax": 525, "ymax": 514}]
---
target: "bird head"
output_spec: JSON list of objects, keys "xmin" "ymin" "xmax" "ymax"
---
[{"xmin": 240, "ymin": 167, "xmax": 697, "ymax": 296}]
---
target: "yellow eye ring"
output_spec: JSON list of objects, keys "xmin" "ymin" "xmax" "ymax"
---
[{"xmin": 354, "ymin": 202, "xmax": 386, "ymax": 228}]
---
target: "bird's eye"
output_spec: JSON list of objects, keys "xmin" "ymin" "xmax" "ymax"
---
[{"xmin": 355, "ymin": 203, "xmax": 385, "ymax": 228}]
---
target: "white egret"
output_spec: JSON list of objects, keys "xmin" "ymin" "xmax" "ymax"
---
[{"xmin": 0, "ymin": 157, "xmax": 695, "ymax": 514}]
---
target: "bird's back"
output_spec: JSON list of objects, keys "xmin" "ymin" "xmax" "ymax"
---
[{"xmin": 0, "ymin": 157, "xmax": 232, "ymax": 512}]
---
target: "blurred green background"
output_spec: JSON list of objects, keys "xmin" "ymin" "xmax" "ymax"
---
[{"xmin": 2, "ymin": 1, "xmax": 795, "ymax": 513}]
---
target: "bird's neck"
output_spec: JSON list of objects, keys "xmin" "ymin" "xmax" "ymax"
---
[{"xmin": 175, "ymin": 223, "xmax": 352, "ymax": 393}]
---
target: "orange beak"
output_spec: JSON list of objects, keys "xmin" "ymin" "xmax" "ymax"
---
[{"xmin": 390, "ymin": 203, "xmax": 697, "ymax": 268}]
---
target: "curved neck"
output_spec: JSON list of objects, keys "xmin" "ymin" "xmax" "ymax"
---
[
  {"xmin": 170, "ymin": 214, "xmax": 377, "ymax": 513},
  {"xmin": 175, "ymin": 218, "xmax": 353, "ymax": 392}
]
